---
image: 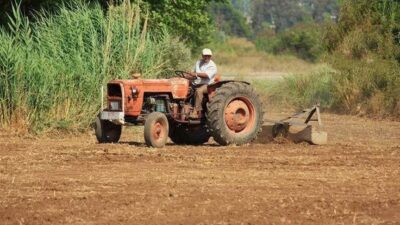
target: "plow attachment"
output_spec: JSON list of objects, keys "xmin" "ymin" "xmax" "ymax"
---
[{"xmin": 256, "ymin": 105, "xmax": 328, "ymax": 145}]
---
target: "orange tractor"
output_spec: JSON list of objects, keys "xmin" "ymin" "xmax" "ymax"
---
[{"xmin": 95, "ymin": 71, "xmax": 264, "ymax": 147}]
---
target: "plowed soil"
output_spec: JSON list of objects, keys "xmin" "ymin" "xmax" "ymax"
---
[{"xmin": 1, "ymin": 113, "xmax": 399, "ymax": 225}]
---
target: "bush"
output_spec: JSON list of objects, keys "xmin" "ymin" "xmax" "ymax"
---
[
  {"xmin": 321, "ymin": 0, "xmax": 400, "ymax": 118},
  {"xmin": 0, "ymin": 1, "xmax": 191, "ymax": 132},
  {"xmin": 261, "ymin": 68, "xmax": 336, "ymax": 110},
  {"xmin": 256, "ymin": 23, "xmax": 324, "ymax": 62},
  {"xmin": 328, "ymin": 55, "xmax": 400, "ymax": 117},
  {"xmin": 263, "ymin": 55, "xmax": 400, "ymax": 118}
]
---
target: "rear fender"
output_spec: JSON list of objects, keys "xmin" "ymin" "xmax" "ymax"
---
[{"xmin": 207, "ymin": 80, "xmax": 250, "ymax": 100}]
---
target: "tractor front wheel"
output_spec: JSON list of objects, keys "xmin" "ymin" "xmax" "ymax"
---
[
  {"xmin": 144, "ymin": 112, "xmax": 169, "ymax": 148},
  {"xmin": 95, "ymin": 115, "xmax": 122, "ymax": 143},
  {"xmin": 206, "ymin": 82, "xmax": 263, "ymax": 145}
]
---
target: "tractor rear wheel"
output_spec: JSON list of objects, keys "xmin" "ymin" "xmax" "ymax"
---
[
  {"xmin": 169, "ymin": 124, "xmax": 210, "ymax": 145},
  {"xmin": 144, "ymin": 112, "xmax": 169, "ymax": 148},
  {"xmin": 95, "ymin": 115, "xmax": 122, "ymax": 143},
  {"xmin": 206, "ymin": 82, "xmax": 263, "ymax": 145}
]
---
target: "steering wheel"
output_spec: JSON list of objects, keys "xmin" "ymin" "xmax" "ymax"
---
[{"xmin": 174, "ymin": 70, "xmax": 191, "ymax": 78}]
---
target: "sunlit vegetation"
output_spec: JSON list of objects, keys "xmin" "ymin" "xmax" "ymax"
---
[{"xmin": 0, "ymin": 1, "xmax": 191, "ymax": 132}]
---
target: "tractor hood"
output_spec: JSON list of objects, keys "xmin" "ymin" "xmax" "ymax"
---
[
  {"xmin": 108, "ymin": 77, "xmax": 189, "ymax": 99},
  {"xmin": 106, "ymin": 77, "xmax": 190, "ymax": 116}
]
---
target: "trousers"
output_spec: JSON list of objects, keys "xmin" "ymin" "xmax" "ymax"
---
[{"xmin": 194, "ymin": 84, "xmax": 208, "ymax": 111}]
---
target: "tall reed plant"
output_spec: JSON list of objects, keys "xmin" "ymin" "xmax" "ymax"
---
[{"xmin": 0, "ymin": 1, "xmax": 191, "ymax": 132}]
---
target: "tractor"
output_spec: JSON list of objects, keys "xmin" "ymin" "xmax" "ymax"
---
[{"xmin": 95, "ymin": 71, "xmax": 264, "ymax": 148}]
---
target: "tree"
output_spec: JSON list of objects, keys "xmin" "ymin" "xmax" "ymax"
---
[
  {"xmin": 321, "ymin": 0, "xmax": 400, "ymax": 117},
  {"xmin": 309, "ymin": 0, "xmax": 339, "ymax": 22},
  {"xmin": 141, "ymin": 0, "xmax": 224, "ymax": 49},
  {"xmin": 231, "ymin": 0, "xmax": 252, "ymax": 17},
  {"xmin": 208, "ymin": 1, "xmax": 253, "ymax": 38},
  {"xmin": 250, "ymin": 0, "xmax": 338, "ymax": 34},
  {"xmin": 251, "ymin": 0, "xmax": 310, "ymax": 33},
  {"xmin": 325, "ymin": 0, "xmax": 400, "ymax": 55}
]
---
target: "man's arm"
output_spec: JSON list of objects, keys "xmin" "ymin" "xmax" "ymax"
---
[
  {"xmin": 187, "ymin": 61, "xmax": 217, "ymax": 79},
  {"xmin": 194, "ymin": 72, "xmax": 209, "ymax": 78},
  {"xmin": 185, "ymin": 61, "xmax": 200, "ymax": 79},
  {"xmin": 196, "ymin": 64, "xmax": 217, "ymax": 79},
  {"xmin": 186, "ymin": 71, "xmax": 208, "ymax": 79}
]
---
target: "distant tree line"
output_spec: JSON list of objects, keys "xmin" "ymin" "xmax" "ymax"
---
[
  {"xmin": 208, "ymin": 0, "xmax": 338, "ymax": 37},
  {"xmin": 206, "ymin": 0, "xmax": 338, "ymax": 61}
]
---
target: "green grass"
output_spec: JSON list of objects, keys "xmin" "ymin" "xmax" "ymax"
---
[
  {"xmin": 0, "ymin": 1, "xmax": 191, "ymax": 133},
  {"xmin": 254, "ymin": 67, "xmax": 337, "ymax": 111},
  {"xmin": 257, "ymin": 56, "xmax": 400, "ymax": 118}
]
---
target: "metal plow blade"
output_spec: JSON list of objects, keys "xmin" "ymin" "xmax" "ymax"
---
[{"xmin": 256, "ymin": 105, "xmax": 328, "ymax": 145}]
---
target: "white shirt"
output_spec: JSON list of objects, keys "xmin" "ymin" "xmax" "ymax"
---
[{"xmin": 193, "ymin": 59, "xmax": 217, "ymax": 85}]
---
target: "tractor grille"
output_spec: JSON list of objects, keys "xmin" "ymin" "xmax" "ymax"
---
[
  {"xmin": 107, "ymin": 83, "xmax": 123, "ymax": 111},
  {"xmin": 107, "ymin": 83, "xmax": 122, "ymax": 97}
]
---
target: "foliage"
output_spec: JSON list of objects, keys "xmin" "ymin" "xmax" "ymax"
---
[
  {"xmin": 266, "ymin": 55, "xmax": 400, "ymax": 117},
  {"xmin": 0, "ymin": 0, "xmax": 109, "ymax": 23},
  {"xmin": 322, "ymin": 0, "xmax": 400, "ymax": 117},
  {"xmin": 251, "ymin": 0, "xmax": 338, "ymax": 33},
  {"xmin": 251, "ymin": 0, "xmax": 337, "ymax": 62},
  {"xmin": 251, "ymin": 0, "xmax": 308, "ymax": 33},
  {"xmin": 1, "ymin": 0, "xmax": 221, "ymax": 50},
  {"xmin": 328, "ymin": 55, "xmax": 400, "ymax": 117},
  {"xmin": 262, "ymin": 68, "xmax": 336, "ymax": 110},
  {"xmin": 256, "ymin": 23, "xmax": 324, "ymax": 62},
  {"xmin": 0, "ymin": 1, "xmax": 191, "ymax": 132},
  {"xmin": 271, "ymin": 0, "xmax": 400, "ymax": 118},
  {"xmin": 324, "ymin": 0, "xmax": 400, "ymax": 58},
  {"xmin": 208, "ymin": 1, "xmax": 253, "ymax": 38},
  {"xmin": 141, "ymin": 0, "xmax": 224, "ymax": 49},
  {"xmin": 231, "ymin": 0, "xmax": 252, "ymax": 17},
  {"xmin": 304, "ymin": 0, "xmax": 339, "ymax": 22}
]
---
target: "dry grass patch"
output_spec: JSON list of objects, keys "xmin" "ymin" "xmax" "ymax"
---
[{"xmin": 210, "ymin": 38, "xmax": 327, "ymax": 78}]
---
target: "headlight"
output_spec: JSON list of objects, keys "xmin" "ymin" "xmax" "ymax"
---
[
  {"xmin": 110, "ymin": 101, "xmax": 120, "ymax": 111},
  {"xmin": 131, "ymin": 87, "xmax": 138, "ymax": 96}
]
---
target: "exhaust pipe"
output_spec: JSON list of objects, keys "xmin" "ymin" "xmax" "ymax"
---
[{"xmin": 101, "ymin": 85, "xmax": 104, "ymax": 110}]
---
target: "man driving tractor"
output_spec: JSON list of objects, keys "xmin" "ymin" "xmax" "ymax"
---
[
  {"xmin": 185, "ymin": 48, "xmax": 217, "ymax": 119},
  {"xmin": 97, "ymin": 48, "xmax": 264, "ymax": 147}
]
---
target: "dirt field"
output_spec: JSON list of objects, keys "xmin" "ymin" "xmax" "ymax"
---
[{"xmin": 1, "ymin": 113, "xmax": 399, "ymax": 225}]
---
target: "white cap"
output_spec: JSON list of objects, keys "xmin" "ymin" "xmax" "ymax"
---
[{"xmin": 202, "ymin": 48, "xmax": 212, "ymax": 56}]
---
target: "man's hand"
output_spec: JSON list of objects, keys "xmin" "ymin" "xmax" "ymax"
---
[
  {"xmin": 194, "ymin": 72, "xmax": 209, "ymax": 78},
  {"xmin": 184, "ymin": 72, "xmax": 197, "ymax": 79},
  {"xmin": 183, "ymin": 71, "xmax": 208, "ymax": 79}
]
